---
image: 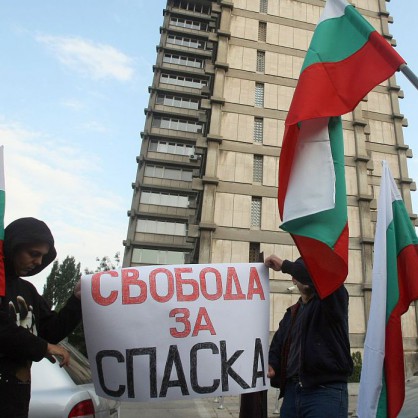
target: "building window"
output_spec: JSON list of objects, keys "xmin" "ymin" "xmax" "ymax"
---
[
  {"xmin": 144, "ymin": 165, "xmax": 193, "ymax": 182},
  {"xmin": 156, "ymin": 94, "xmax": 199, "ymax": 110},
  {"xmin": 136, "ymin": 219, "xmax": 187, "ymax": 236},
  {"xmin": 254, "ymin": 118, "xmax": 263, "ymax": 143},
  {"xmin": 149, "ymin": 140, "xmax": 195, "ymax": 156},
  {"xmin": 255, "ymin": 83, "xmax": 264, "ymax": 107},
  {"xmin": 170, "ymin": 17, "xmax": 208, "ymax": 31},
  {"xmin": 256, "ymin": 50, "xmax": 265, "ymax": 73},
  {"xmin": 160, "ymin": 73, "xmax": 207, "ymax": 89},
  {"xmin": 251, "ymin": 197, "xmax": 262, "ymax": 228},
  {"xmin": 163, "ymin": 53, "xmax": 203, "ymax": 69},
  {"xmin": 258, "ymin": 22, "xmax": 267, "ymax": 42},
  {"xmin": 249, "ymin": 242, "xmax": 261, "ymax": 262},
  {"xmin": 140, "ymin": 191, "xmax": 192, "ymax": 208},
  {"xmin": 253, "ymin": 155, "xmax": 263, "ymax": 183},
  {"xmin": 172, "ymin": 1, "xmax": 211, "ymax": 14},
  {"xmin": 260, "ymin": 0, "xmax": 268, "ymax": 13},
  {"xmin": 152, "ymin": 117, "xmax": 203, "ymax": 133},
  {"xmin": 132, "ymin": 248, "xmax": 186, "ymax": 264},
  {"xmin": 167, "ymin": 34, "xmax": 206, "ymax": 50}
]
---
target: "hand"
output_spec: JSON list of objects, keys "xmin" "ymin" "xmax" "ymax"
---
[
  {"xmin": 264, "ymin": 255, "xmax": 283, "ymax": 272},
  {"xmin": 73, "ymin": 278, "xmax": 81, "ymax": 300},
  {"xmin": 267, "ymin": 365, "xmax": 276, "ymax": 378},
  {"xmin": 46, "ymin": 343, "xmax": 70, "ymax": 367}
]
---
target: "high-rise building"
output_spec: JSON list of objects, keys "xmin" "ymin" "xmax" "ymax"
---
[{"xmin": 123, "ymin": 0, "xmax": 418, "ymax": 373}]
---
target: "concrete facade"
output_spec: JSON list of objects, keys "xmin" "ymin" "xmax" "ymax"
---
[{"xmin": 123, "ymin": 0, "xmax": 418, "ymax": 375}]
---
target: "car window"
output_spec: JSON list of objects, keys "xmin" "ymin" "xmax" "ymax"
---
[{"xmin": 58, "ymin": 342, "xmax": 92, "ymax": 385}]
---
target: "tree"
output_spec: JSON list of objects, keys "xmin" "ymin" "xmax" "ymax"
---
[
  {"xmin": 43, "ymin": 256, "xmax": 81, "ymax": 310},
  {"xmin": 84, "ymin": 251, "xmax": 120, "ymax": 274},
  {"xmin": 43, "ymin": 256, "xmax": 86, "ymax": 354},
  {"xmin": 43, "ymin": 253, "xmax": 121, "ymax": 356}
]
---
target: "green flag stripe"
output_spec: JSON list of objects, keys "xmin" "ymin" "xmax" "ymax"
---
[
  {"xmin": 301, "ymin": 5, "xmax": 375, "ymax": 73},
  {"xmin": 376, "ymin": 377, "xmax": 388, "ymax": 418},
  {"xmin": 375, "ymin": 220, "xmax": 398, "ymax": 418},
  {"xmin": 280, "ymin": 117, "xmax": 347, "ymax": 247},
  {"xmin": 385, "ymin": 221, "xmax": 399, "ymax": 322},
  {"xmin": 392, "ymin": 200, "xmax": 418, "ymax": 254}
]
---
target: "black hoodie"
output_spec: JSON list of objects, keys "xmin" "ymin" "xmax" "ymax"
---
[{"xmin": 0, "ymin": 217, "xmax": 82, "ymax": 379}]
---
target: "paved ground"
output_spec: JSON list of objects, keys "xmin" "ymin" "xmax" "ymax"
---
[{"xmin": 120, "ymin": 384, "xmax": 360, "ymax": 417}]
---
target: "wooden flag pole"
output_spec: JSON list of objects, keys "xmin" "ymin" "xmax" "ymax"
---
[{"xmin": 400, "ymin": 64, "xmax": 418, "ymax": 91}]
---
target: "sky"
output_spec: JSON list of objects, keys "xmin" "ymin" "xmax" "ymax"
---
[{"xmin": 0, "ymin": 1, "xmax": 417, "ymax": 292}]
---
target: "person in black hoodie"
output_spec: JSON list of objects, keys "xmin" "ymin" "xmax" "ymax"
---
[
  {"xmin": 266, "ymin": 254, "xmax": 353, "ymax": 418},
  {"xmin": 0, "ymin": 217, "xmax": 82, "ymax": 418}
]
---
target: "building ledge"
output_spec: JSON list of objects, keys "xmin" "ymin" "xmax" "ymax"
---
[
  {"xmin": 354, "ymin": 155, "xmax": 370, "ymax": 163},
  {"xmin": 215, "ymin": 61, "xmax": 229, "ymax": 71},
  {"xmin": 199, "ymin": 223, "xmax": 217, "ymax": 231},
  {"xmin": 210, "ymin": 96, "xmax": 225, "ymax": 105},
  {"xmin": 207, "ymin": 134, "xmax": 223, "ymax": 144},
  {"xmin": 202, "ymin": 176, "xmax": 219, "ymax": 185},
  {"xmin": 219, "ymin": 0, "xmax": 234, "ymax": 10},
  {"xmin": 357, "ymin": 194, "xmax": 373, "ymax": 202}
]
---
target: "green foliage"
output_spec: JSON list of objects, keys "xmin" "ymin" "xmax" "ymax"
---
[
  {"xmin": 43, "ymin": 253, "xmax": 120, "ymax": 357},
  {"xmin": 43, "ymin": 256, "xmax": 81, "ymax": 310},
  {"xmin": 348, "ymin": 351, "xmax": 362, "ymax": 383},
  {"xmin": 84, "ymin": 252, "xmax": 120, "ymax": 274},
  {"xmin": 43, "ymin": 256, "xmax": 86, "ymax": 354}
]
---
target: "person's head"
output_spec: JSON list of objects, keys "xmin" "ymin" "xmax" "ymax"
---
[
  {"xmin": 4, "ymin": 217, "xmax": 57, "ymax": 277},
  {"xmin": 287, "ymin": 257, "xmax": 315, "ymax": 296}
]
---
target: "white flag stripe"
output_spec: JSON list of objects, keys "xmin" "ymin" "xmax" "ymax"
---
[
  {"xmin": 319, "ymin": 0, "xmax": 349, "ymax": 24},
  {"xmin": 282, "ymin": 117, "xmax": 335, "ymax": 223},
  {"xmin": 0, "ymin": 146, "xmax": 4, "ymax": 191},
  {"xmin": 356, "ymin": 161, "xmax": 395, "ymax": 417}
]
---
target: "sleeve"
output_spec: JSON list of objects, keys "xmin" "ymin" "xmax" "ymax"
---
[
  {"xmin": 268, "ymin": 310, "xmax": 290, "ymax": 373},
  {"xmin": 38, "ymin": 294, "xmax": 82, "ymax": 344},
  {"xmin": 269, "ymin": 311, "xmax": 291, "ymax": 389},
  {"xmin": 0, "ymin": 305, "xmax": 48, "ymax": 362}
]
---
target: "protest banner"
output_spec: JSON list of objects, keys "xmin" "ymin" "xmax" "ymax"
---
[{"xmin": 81, "ymin": 262, "xmax": 270, "ymax": 402}]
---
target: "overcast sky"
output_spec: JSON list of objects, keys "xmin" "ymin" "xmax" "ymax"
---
[{"xmin": 0, "ymin": 1, "xmax": 417, "ymax": 292}]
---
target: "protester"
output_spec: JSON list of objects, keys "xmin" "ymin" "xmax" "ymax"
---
[
  {"xmin": 266, "ymin": 254, "xmax": 353, "ymax": 418},
  {"xmin": 0, "ymin": 217, "xmax": 82, "ymax": 418}
]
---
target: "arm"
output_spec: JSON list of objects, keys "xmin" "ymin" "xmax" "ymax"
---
[
  {"xmin": 268, "ymin": 310, "xmax": 291, "ymax": 376},
  {"xmin": 38, "ymin": 294, "xmax": 82, "ymax": 344},
  {"xmin": 0, "ymin": 308, "xmax": 48, "ymax": 361},
  {"xmin": 265, "ymin": 255, "xmax": 283, "ymax": 272}
]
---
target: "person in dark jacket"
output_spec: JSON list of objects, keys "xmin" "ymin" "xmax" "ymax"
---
[
  {"xmin": 265, "ymin": 254, "xmax": 353, "ymax": 418},
  {"xmin": 0, "ymin": 217, "xmax": 82, "ymax": 418}
]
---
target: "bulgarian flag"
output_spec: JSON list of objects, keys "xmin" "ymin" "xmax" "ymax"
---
[
  {"xmin": 0, "ymin": 146, "xmax": 5, "ymax": 296},
  {"xmin": 278, "ymin": 0, "xmax": 405, "ymax": 298},
  {"xmin": 357, "ymin": 161, "xmax": 418, "ymax": 418}
]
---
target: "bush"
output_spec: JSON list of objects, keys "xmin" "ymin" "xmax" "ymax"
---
[{"xmin": 348, "ymin": 351, "xmax": 362, "ymax": 383}]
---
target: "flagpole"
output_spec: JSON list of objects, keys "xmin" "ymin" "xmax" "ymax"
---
[{"xmin": 400, "ymin": 64, "xmax": 418, "ymax": 91}]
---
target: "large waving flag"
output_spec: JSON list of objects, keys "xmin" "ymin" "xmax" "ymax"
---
[
  {"xmin": 279, "ymin": 0, "xmax": 405, "ymax": 298},
  {"xmin": 357, "ymin": 161, "xmax": 418, "ymax": 418},
  {"xmin": 0, "ymin": 146, "xmax": 5, "ymax": 296}
]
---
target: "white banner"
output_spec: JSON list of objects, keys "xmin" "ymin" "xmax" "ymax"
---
[{"xmin": 81, "ymin": 263, "xmax": 270, "ymax": 402}]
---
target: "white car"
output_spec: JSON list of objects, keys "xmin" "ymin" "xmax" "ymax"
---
[{"xmin": 29, "ymin": 341, "xmax": 120, "ymax": 418}]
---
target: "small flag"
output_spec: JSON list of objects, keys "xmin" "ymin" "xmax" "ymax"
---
[
  {"xmin": 0, "ymin": 146, "xmax": 5, "ymax": 296},
  {"xmin": 357, "ymin": 161, "xmax": 418, "ymax": 418},
  {"xmin": 278, "ymin": 0, "xmax": 405, "ymax": 298}
]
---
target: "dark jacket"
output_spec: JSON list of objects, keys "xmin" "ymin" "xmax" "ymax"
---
[
  {"xmin": 0, "ymin": 218, "xmax": 82, "ymax": 377},
  {"xmin": 269, "ymin": 261, "xmax": 353, "ymax": 395}
]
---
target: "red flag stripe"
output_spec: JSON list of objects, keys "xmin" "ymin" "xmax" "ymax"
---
[{"xmin": 286, "ymin": 32, "xmax": 405, "ymax": 126}]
